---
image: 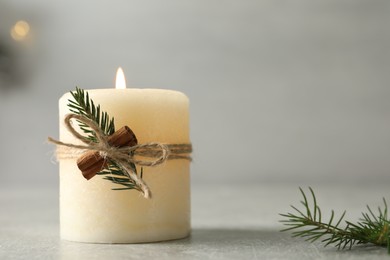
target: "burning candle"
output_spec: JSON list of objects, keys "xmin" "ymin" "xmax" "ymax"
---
[{"xmin": 58, "ymin": 68, "xmax": 191, "ymax": 243}]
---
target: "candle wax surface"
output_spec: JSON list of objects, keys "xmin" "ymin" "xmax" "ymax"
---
[{"xmin": 59, "ymin": 89, "xmax": 190, "ymax": 243}]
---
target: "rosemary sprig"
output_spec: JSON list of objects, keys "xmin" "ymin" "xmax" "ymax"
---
[
  {"xmin": 67, "ymin": 87, "xmax": 143, "ymax": 191},
  {"xmin": 280, "ymin": 187, "xmax": 390, "ymax": 252}
]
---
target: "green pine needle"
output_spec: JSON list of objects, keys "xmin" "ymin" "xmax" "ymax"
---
[
  {"xmin": 67, "ymin": 87, "xmax": 143, "ymax": 192},
  {"xmin": 280, "ymin": 187, "xmax": 390, "ymax": 251},
  {"xmin": 68, "ymin": 87, "xmax": 115, "ymax": 142},
  {"xmin": 96, "ymin": 160, "xmax": 143, "ymax": 192}
]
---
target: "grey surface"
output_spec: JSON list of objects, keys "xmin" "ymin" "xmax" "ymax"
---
[
  {"xmin": 1, "ymin": 182, "xmax": 389, "ymax": 259},
  {"xmin": 1, "ymin": 1, "xmax": 390, "ymax": 187}
]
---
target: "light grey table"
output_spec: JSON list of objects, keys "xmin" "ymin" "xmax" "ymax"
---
[{"xmin": 1, "ymin": 182, "xmax": 389, "ymax": 259}]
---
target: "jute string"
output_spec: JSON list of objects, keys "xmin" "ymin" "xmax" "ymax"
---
[{"xmin": 48, "ymin": 114, "xmax": 192, "ymax": 199}]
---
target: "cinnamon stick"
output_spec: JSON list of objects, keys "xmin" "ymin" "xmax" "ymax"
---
[{"xmin": 77, "ymin": 126, "xmax": 137, "ymax": 180}]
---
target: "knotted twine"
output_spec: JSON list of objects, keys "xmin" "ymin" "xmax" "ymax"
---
[{"xmin": 48, "ymin": 114, "xmax": 192, "ymax": 199}]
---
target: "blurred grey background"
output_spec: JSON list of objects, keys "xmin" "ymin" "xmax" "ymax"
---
[{"xmin": 0, "ymin": 0, "xmax": 390, "ymax": 188}]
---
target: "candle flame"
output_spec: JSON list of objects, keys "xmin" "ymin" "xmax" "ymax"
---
[{"xmin": 115, "ymin": 67, "xmax": 126, "ymax": 89}]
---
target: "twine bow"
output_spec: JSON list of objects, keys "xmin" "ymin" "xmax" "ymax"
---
[{"xmin": 48, "ymin": 114, "xmax": 192, "ymax": 199}]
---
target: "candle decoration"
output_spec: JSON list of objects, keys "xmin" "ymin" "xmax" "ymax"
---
[{"xmin": 49, "ymin": 87, "xmax": 192, "ymax": 199}]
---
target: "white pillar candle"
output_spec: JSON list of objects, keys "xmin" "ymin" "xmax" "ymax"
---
[{"xmin": 58, "ymin": 69, "xmax": 190, "ymax": 243}]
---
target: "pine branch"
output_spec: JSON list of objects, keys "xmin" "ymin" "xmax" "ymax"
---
[
  {"xmin": 96, "ymin": 160, "xmax": 143, "ymax": 192},
  {"xmin": 67, "ymin": 87, "xmax": 115, "ymax": 142},
  {"xmin": 67, "ymin": 87, "xmax": 143, "ymax": 192},
  {"xmin": 280, "ymin": 187, "xmax": 390, "ymax": 252}
]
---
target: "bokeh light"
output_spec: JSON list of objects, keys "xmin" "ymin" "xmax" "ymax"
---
[{"xmin": 10, "ymin": 20, "xmax": 30, "ymax": 41}]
